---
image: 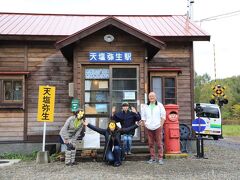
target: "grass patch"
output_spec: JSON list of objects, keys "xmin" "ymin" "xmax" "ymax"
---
[
  {"xmin": 0, "ymin": 151, "xmax": 38, "ymax": 161},
  {"xmin": 222, "ymin": 125, "xmax": 240, "ymax": 137}
]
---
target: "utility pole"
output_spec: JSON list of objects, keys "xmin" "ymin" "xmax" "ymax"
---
[{"xmin": 187, "ymin": 0, "xmax": 194, "ymax": 19}]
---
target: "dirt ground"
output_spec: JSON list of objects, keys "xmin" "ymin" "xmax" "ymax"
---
[{"xmin": 1, "ymin": 137, "xmax": 240, "ymax": 180}]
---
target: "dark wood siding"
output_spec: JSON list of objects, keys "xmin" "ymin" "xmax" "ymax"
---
[
  {"xmin": 0, "ymin": 43, "xmax": 25, "ymax": 141},
  {"xmin": 150, "ymin": 42, "xmax": 193, "ymax": 126},
  {"xmin": 26, "ymin": 43, "xmax": 73, "ymax": 138},
  {"xmin": 0, "ymin": 42, "xmax": 73, "ymax": 141}
]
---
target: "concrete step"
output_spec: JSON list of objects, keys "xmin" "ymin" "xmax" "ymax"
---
[
  {"xmin": 75, "ymin": 145, "xmax": 188, "ymax": 162},
  {"xmin": 75, "ymin": 152, "xmax": 149, "ymax": 162}
]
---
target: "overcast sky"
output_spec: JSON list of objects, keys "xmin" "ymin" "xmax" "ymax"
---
[{"xmin": 1, "ymin": 0, "xmax": 240, "ymax": 79}]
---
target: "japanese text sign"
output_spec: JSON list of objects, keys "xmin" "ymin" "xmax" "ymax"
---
[
  {"xmin": 37, "ymin": 86, "xmax": 55, "ymax": 122},
  {"xmin": 89, "ymin": 52, "xmax": 132, "ymax": 62}
]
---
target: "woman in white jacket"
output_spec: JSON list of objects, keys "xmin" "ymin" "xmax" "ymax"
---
[{"xmin": 141, "ymin": 92, "xmax": 166, "ymax": 165}]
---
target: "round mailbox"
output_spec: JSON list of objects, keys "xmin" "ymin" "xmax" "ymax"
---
[
  {"xmin": 164, "ymin": 104, "xmax": 181, "ymax": 154},
  {"xmin": 168, "ymin": 112, "xmax": 178, "ymax": 121}
]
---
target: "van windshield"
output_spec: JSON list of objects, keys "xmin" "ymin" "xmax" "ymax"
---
[{"xmin": 199, "ymin": 106, "xmax": 219, "ymax": 118}]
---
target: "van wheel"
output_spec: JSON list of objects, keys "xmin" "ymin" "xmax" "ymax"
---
[{"xmin": 212, "ymin": 135, "xmax": 219, "ymax": 140}]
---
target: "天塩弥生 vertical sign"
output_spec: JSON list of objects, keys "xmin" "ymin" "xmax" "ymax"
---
[{"xmin": 37, "ymin": 86, "xmax": 55, "ymax": 122}]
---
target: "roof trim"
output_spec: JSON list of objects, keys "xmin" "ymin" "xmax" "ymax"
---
[
  {"xmin": 148, "ymin": 67, "xmax": 182, "ymax": 73},
  {"xmin": 0, "ymin": 71, "xmax": 30, "ymax": 75},
  {"xmin": 156, "ymin": 36, "xmax": 210, "ymax": 42},
  {"xmin": 0, "ymin": 12, "xmax": 178, "ymax": 17},
  {"xmin": 55, "ymin": 16, "xmax": 166, "ymax": 50}
]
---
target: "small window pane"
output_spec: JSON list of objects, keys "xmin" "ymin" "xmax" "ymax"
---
[
  {"xmin": 165, "ymin": 78, "xmax": 175, "ymax": 87},
  {"xmin": 99, "ymin": 118, "xmax": 109, "ymax": 129},
  {"xmin": 85, "ymin": 104, "xmax": 109, "ymax": 115},
  {"xmin": 85, "ymin": 118, "xmax": 97, "ymax": 133},
  {"xmin": 4, "ymin": 80, "xmax": 23, "ymax": 101},
  {"xmin": 85, "ymin": 80, "xmax": 108, "ymax": 90},
  {"xmin": 85, "ymin": 68, "xmax": 109, "ymax": 79},
  {"xmin": 4, "ymin": 81, "xmax": 12, "ymax": 100},
  {"xmin": 165, "ymin": 88, "xmax": 175, "ymax": 98},
  {"xmin": 112, "ymin": 103, "xmax": 137, "ymax": 113},
  {"xmin": 152, "ymin": 77, "xmax": 162, "ymax": 102},
  {"xmin": 85, "ymin": 92, "xmax": 109, "ymax": 102},
  {"xmin": 13, "ymin": 81, "xmax": 22, "ymax": 100},
  {"xmin": 112, "ymin": 80, "xmax": 136, "ymax": 90},
  {"xmin": 112, "ymin": 68, "xmax": 136, "ymax": 78},
  {"xmin": 165, "ymin": 99, "xmax": 176, "ymax": 104},
  {"xmin": 112, "ymin": 91, "xmax": 137, "ymax": 102}
]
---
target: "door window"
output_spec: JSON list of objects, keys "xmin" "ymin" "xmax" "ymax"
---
[
  {"xmin": 111, "ymin": 67, "xmax": 138, "ymax": 111},
  {"xmin": 151, "ymin": 77, "xmax": 176, "ymax": 104}
]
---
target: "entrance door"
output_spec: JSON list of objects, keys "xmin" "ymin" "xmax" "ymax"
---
[
  {"xmin": 83, "ymin": 66, "xmax": 140, "ymax": 140},
  {"xmin": 110, "ymin": 66, "xmax": 139, "ymax": 139}
]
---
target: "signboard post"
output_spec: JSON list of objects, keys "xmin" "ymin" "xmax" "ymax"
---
[
  {"xmin": 192, "ymin": 118, "xmax": 207, "ymax": 158},
  {"xmin": 36, "ymin": 86, "xmax": 55, "ymax": 163}
]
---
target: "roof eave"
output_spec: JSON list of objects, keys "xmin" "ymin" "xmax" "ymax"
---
[
  {"xmin": 155, "ymin": 35, "xmax": 210, "ymax": 42},
  {"xmin": 55, "ymin": 16, "xmax": 166, "ymax": 50}
]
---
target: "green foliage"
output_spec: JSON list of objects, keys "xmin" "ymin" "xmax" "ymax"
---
[
  {"xmin": 194, "ymin": 73, "xmax": 240, "ymax": 122},
  {"xmin": 231, "ymin": 104, "xmax": 240, "ymax": 120},
  {"xmin": 222, "ymin": 125, "xmax": 240, "ymax": 136},
  {"xmin": 0, "ymin": 151, "xmax": 37, "ymax": 161}
]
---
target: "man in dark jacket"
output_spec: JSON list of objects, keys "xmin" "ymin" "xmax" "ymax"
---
[
  {"xmin": 83, "ymin": 120, "xmax": 141, "ymax": 167},
  {"xmin": 111, "ymin": 102, "xmax": 141, "ymax": 155}
]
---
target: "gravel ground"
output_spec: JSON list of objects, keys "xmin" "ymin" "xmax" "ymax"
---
[{"xmin": 1, "ymin": 137, "xmax": 240, "ymax": 180}]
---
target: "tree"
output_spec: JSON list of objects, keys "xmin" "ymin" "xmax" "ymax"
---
[
  {"xmin": 232, "ymin": 104, "xmax": 240, "ymax": 119},
  {"xmin": 194, "ymin": 72, "xmax": 211, "ymax": 103}
]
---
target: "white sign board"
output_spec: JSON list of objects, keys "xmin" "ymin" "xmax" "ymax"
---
[
  {"xmin": 83, "ymin": 132, "xmax": 100, "ymax": 149},
  {"xmin": 83, "ymin": 118, "xmax": 100, "ymax": 149},
  {"xmin": 124, "ymin": 91, "xmax": 135, "ymax": 100}
]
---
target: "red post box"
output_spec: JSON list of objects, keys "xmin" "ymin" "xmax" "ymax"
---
[{"xmin": 164, "ymin": 104, "xmax": 181, "ymax": 154}]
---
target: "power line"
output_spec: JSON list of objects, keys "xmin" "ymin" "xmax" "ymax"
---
[{"xmin": 195, "ymin": 10, "xmax": 240, "ymax": 22}]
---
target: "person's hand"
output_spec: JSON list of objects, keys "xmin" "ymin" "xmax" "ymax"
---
[
  {"xmin": 112, "ymin": 106, "xmax": 116, "ymax": 115},
  {"xmin": 136, "ymin": 120, "xmax": 143, "ymax": 126},
  {"xmin": 131, "ymin": 106, "xmax": 137, "ymax": 113},
  {"xmin": 83, "ymin": 120, "xmax": 88, "ymax": 126},
  {"xmin": 64, "ymin": 139, "xmax": 69, "ymax": 144}
]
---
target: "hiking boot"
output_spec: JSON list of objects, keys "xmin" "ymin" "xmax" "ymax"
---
[
  {"xmin": 147, "ymin": 158, "xmax": 156, "ymax": 164},
  {"xmin": 158, "ymin": 159, "xmax": 164, "ymax": 165}
]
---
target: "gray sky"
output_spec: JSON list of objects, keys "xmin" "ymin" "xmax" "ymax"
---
[{"xmin": 1, "ymin": 0, "xmax": 240, "ymax": 79}]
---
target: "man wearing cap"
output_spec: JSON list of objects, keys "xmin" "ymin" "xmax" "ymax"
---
[
  {"xmin": 111, "ymin": 102, "xmax": 141, "ymax": 155},
  {"xmin": 141, "ymin": 92, "xmax": 166, "ymax": 165}
]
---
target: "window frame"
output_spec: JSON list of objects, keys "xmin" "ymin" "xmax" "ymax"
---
[
  {"xmin": 150, "ymin": 72, "xmax": 177, "ymax": 105},
  {"xmin": 0, "ymin": 75, "xmax": 25, "ymax": 109},
  {"xmin": 110, "ymin": 65, "xmax": 139, "ymax": 112},
  {"xmin": 83, "ymin": 67, "xmax": 110, "ymax": 118}
]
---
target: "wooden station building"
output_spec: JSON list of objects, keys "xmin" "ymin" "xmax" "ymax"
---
[{"xmin": 0, "ymin": 13, "xmax": 210, "ymax": 144}]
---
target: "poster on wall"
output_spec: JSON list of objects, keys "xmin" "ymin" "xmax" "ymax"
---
[{"xmin": 124, "ymin": 91, "xmax": 135, "ymax": 100}]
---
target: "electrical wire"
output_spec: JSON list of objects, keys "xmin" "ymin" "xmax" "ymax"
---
[{"xmin": 195, "ymin": 10, "xmax": 240, "ymax": 22}]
